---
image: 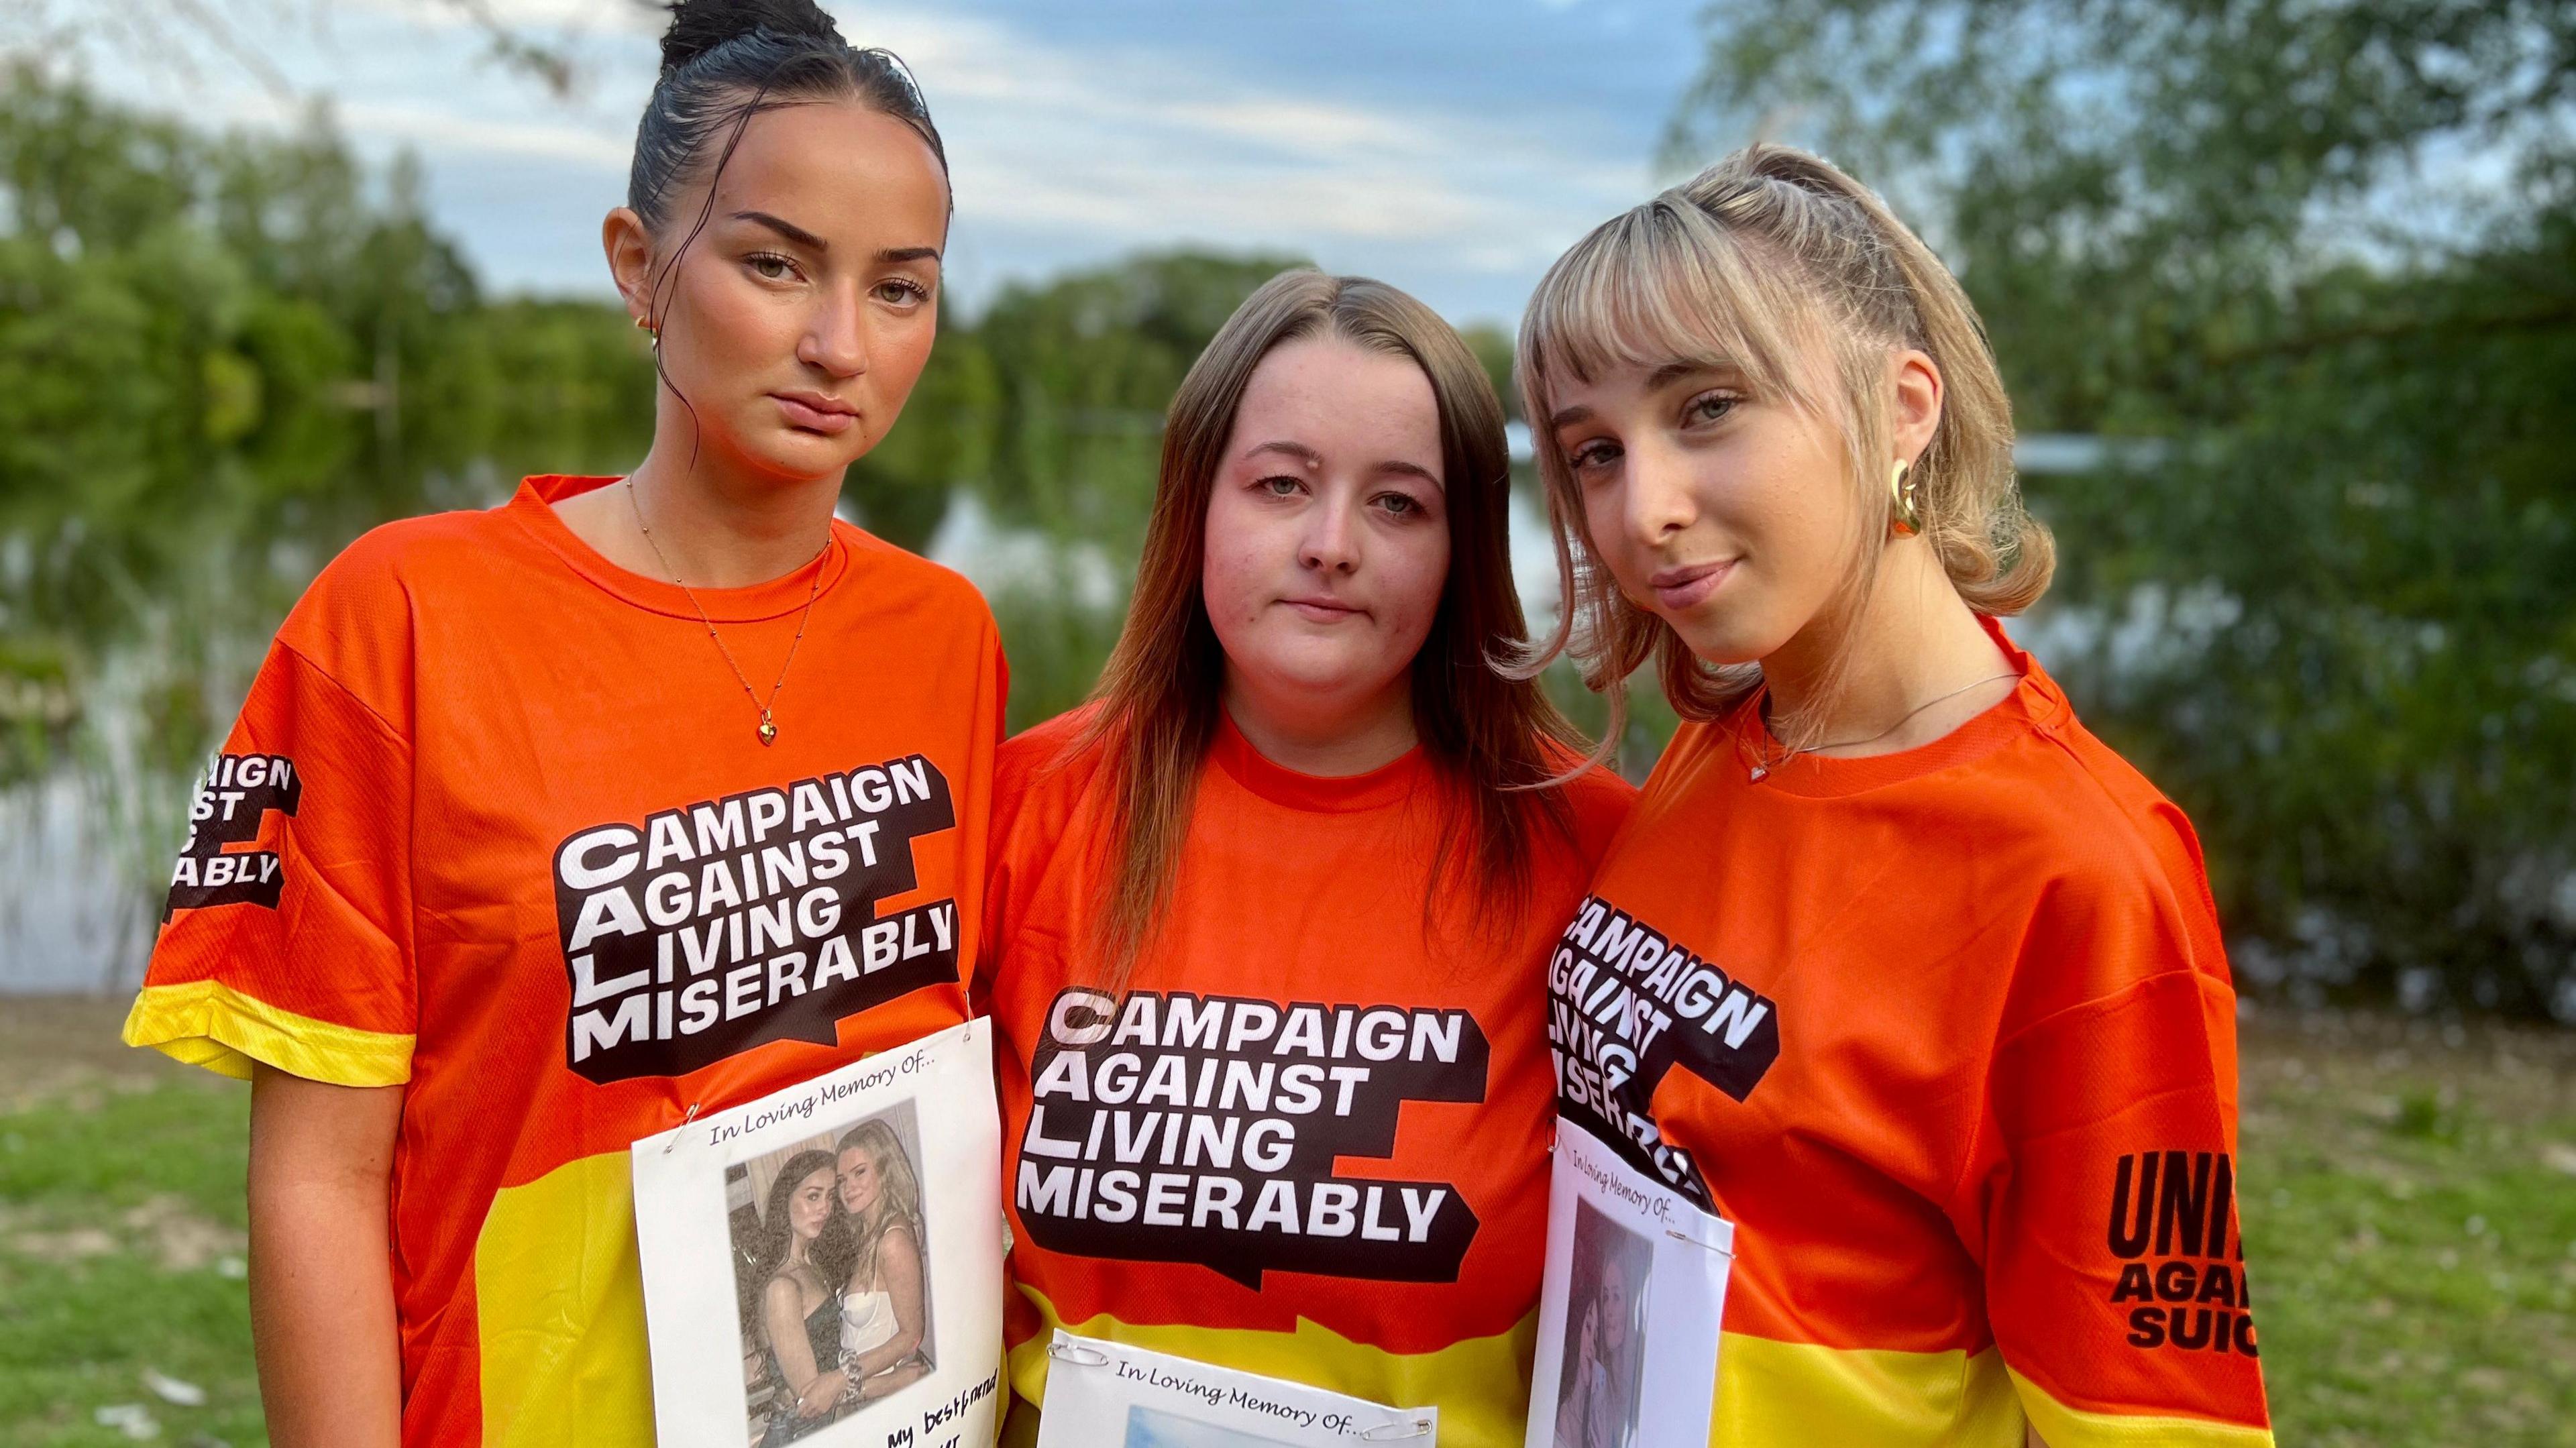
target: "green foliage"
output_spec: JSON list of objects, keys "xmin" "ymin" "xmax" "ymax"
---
[
  {"xmin": 0, "ymin": 66, "xmax": 655, "ymax": 936},
  {"xmin": 971, "ymin": 249, "xmax": 1308, "ymax": 547},
  {"xmin": 1672, "ymin": 0, "xmax": 2576, "ymax": 1017}
]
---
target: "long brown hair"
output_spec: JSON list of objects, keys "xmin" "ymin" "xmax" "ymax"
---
[
  {"xmin": 1516, "ymin": 143, "xmax": 2054, "ymax": 749},
  {"xmin": 1085, "ymin": 269, "xmax": 1584, "ymax": 976}
]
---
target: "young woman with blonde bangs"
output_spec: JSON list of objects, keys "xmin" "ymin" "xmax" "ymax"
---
[
  {"xmin": 1518, "ymin": 144, "xmax": 2274, "ymax": 1447},
  {"xmin": 981, "ymin": 270, "xmax": 1635, "ymax": 1444}
]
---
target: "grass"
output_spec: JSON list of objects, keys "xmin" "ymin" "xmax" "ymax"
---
[{"xmin": 1, "ymin": 1002, "xmax": 2571, "ymax": 1446}]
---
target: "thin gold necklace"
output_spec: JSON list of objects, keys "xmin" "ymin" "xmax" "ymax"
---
[
  {"xmin": 1748, "ymin": 671, "xmax": 2019, "ymax": 782},
  {"xmin": 625, "ymin": 479, "xmax": 829, "ymax": 747}
]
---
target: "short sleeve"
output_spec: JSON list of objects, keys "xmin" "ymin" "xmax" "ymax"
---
[
  {"xmin": 121, "ymin": 639, "xmax": 416, "ymax": 1087},
  {"xmin": 1959, "ymin": 882, "xmax": 2273, "ymax": 1446}
]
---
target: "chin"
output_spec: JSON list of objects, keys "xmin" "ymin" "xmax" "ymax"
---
[
  {"xmin": 728, "ymin": 421, "xmax": 865, "ymax": 482},
  {"xmin": 1663, "ymin": 610, "xmax": 1779, "ymax": 668},
  {"xmin": 1249, "ymin": 641, "xmax": 1395, "ymax": 700}
]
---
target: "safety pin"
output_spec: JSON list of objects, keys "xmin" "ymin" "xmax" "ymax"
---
[
  {"xmin": 1046, "ymin": 1340, "xmax": 1112, "ymax": 1368},
  {"xmin": 1358, "ymin": 1416, "xmax": 1436, "ymax": 1441},
  {"xmin": 661, "ymin": 1101, "xmax": 702, "ymax": 1155},
  {"xmin": 1665, "ymin": 1225, "xmax": 1734, "ymax": 1258}
]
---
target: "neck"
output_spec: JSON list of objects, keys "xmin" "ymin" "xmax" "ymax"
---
[
  {"xmin": 1222, "ymin": 669, "xmax": 1417, "ymax": 777},
  {"xmin": 621, "ymin": 444, "xmax": 843, "ymax": 588},
  {"xmin": 1760, "ymin": 537, "xmax": 2015, "ymax": 756},
  {"xmin": 555, "ymin": 402, "xmax": 846, "ymax": 589}
]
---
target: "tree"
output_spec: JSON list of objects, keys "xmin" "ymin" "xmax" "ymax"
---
[{"xmin": 1672, "ymin": 0, "xmax": 2576, "ymax": 1016}]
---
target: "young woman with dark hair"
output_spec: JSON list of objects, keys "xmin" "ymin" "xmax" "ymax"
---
[
  {"xmin": 751, "ymin": 1150, "xmax": 847, "ymax": 1445},
  {"xmin": 981, "ymin": 270, "xmax": 1635, "ymax": 1444},
  {"xmin": 119, "ymin": 3, "xmax": 1002, "ymax": 1444}
]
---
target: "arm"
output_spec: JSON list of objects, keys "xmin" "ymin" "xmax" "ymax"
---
[
  {"xmin": 247, "ymin": 1065, "xmax": 405, "ymax": 1448},
  {"xmin": 762, "ymin": 1277, "xmax": 845, "ymax": 1417},
  {"xmin": 849, "ymin": 1223, "xmax": 926, "ymax": 1381}
]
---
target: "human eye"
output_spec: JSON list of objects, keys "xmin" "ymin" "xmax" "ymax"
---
[
  {"xmin": 874, "ymin": 276, "xmax": 931, "ymax": 307},
  {"xmin": 746, "ymin": 251, "xmax": 800, "ymax": 282},
  {"xmin": 1566, "ymin": 438, "xmax": 1621, "ymax": 476},
  {"xmin": 1373, "ymin": 490, "xmax": 1424, "ymax": 518},
  {"xmin": 1255, "ymin": 474, "xmax": 1305, "ymax": 498},
  {"xmin": 1682, "ymin": 389, "xmax": 1741, "ymax": 427}
]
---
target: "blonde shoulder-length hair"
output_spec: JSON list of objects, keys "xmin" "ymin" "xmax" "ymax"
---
[{"xmin": 1515, "ymin": 142, "xmax": 2055, "ymax": 747}]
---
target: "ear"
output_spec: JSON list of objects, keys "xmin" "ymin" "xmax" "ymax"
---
[
  {"xmin": 602, "ymin": 207, "xmax": 658, "ymax": 325},
  {"xmin": 1890, "ymin": 347, "xmax": 1943, "ymax": 467}
]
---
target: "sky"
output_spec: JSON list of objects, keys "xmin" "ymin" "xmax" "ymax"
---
[{"xmin": 64, "ymin": 0, "xmax": 1715, "ymax": 327}]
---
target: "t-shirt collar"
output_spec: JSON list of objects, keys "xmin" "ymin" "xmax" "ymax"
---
[
  {"xmin": 1208, "ymin": 706, "xmax": 1431, "ymax": 814},
  {"xmin": 1736, "ymin": 614, "xmax": 2071, "ymax": 798},
  {"xmin": 505, "ymin": 475, "xmax": 852, "ymax": 623}
]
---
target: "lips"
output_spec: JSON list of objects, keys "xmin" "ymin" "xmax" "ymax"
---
[
  {"xmin": 1281, "ymin": 595, "xmax": 1365, "ymax": 623},
  {"xmin": 1649, "ymin": 559, "xmax": 1735, "ymax": 613},
  {"xmin": 772, "ymin": 390, "xmax": 859, "ymax": 435}
]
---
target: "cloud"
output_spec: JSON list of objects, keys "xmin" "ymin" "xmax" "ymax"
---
[
  {"xmin": 65, "ymin": 0, "xmax": 1656, "ymax": 317},
  {"xmin": 843, "ymin": 6, "xmax": 1646, "ymax": 270}
]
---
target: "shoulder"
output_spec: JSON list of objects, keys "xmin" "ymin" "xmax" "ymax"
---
[
  {"xmin": 1542, "ymin": 757, "xmax": 1642, "ymax": 868},
  {"xmin": 837, "ymin": 526, "xmax": 999, "ymax": 638},
  {"xmin": 288, "ymin": 508, "xmax": 512, "ymax": 622},
  {"xmin": 1975, "ymin": 718, "xmax": 2235, "ymax": 1011},
  {"xmin": 998, "ymin": 706, "xmax": 1110, "ymax": 797},
  {"xmin": 266, "ymin": 508, "xmax": 516, "ymax": 722}
]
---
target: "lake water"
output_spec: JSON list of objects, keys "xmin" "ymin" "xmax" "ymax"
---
[{"xmin": 0, "ymin": 477, "xmax": 1569, "ymax": 995}]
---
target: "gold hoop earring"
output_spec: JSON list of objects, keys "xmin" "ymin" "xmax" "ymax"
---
[{"xmin": 1889, "ymin": 460, "xmax": 1921, "ymax": 538}]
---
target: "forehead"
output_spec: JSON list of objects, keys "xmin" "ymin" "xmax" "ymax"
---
[
  {"xmin": 1229, "ymin": 337, "xmax": 1441, "ymax": 461},
  {"xmin": 702, "ymin": 101, "xmax": 948, "ymax": 247}
]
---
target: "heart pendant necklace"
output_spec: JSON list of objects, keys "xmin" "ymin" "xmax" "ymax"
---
[{"xmin": 627, "ymin": 480, "xmax": 827, "ymax": 746}]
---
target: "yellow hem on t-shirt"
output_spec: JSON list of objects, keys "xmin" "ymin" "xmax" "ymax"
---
[
  {"xmin": 2010, "ymin": 1366, "xmax": 2277, "ymax": 1448},
  {"xmin": 122, "ymin": 978, "xmax": 413, "ymax": 1087}
]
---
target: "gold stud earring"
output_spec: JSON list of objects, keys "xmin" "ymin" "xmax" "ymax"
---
[{"xmin": 1889, "ymin": 460, "xmax": 1921, "ymax": 538}]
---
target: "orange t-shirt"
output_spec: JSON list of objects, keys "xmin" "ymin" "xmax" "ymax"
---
[
  {"xmin": 122, "ymin": 475, "xmax": 1006, "ymax": 1447},
  {"xmin": 1549, "ymin": 622, "xmax": 2272, "ymax": 1447},
  {"xmin": 980, "ymin": 707, "xmax": 1634, "ymax": 1445}
]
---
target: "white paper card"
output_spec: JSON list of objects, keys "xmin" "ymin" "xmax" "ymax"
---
[
  {"xmin": 1523, "ymin": 1120, "xmax": 1733, "ymax": 1448},
  {"xmin": 1034, "ymin": 1332, "xmax": 1436, "ymax": 1447},
  {"xmin": 633, "ymin": 1019, "xmax": 1006, "ymax": 1448}
]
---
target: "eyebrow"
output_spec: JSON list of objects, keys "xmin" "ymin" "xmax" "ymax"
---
[
  {"xmin": 731, "ymin": 212, "xmax": 944, "ymax": 268},
  {"xmin": 1548, "ymin": 360, "xmax": 1747, "ymax": 431},
  {"xmin": 1244, "ymin": 440, "xmax": 1324, "ymax": 466},
  {"xmin": 1243, "ymin": 440, "xmax": 1440, "ymax": 486},
  {"xmin": 732, "ymin": 210, "xmax": 828, "ymax": 250}
]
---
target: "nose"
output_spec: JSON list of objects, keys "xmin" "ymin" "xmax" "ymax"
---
[
  {"xmin": 796, "ymin": 283, "xmax": 871, "ymax": 379},
  {"xmin": 1619, "ymin": 435, "xmax": 1698, "ymax": 551},
  {"xmin": 1299, "ymin": 490, "xmax": 1360, "ymax": 575}
]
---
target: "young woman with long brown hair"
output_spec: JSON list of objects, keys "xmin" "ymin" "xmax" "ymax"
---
[
  {"xmin": 979, "ymin": 270, "xmax": 1634, "ymax": 1443},
  {"xmin": 1519, "ymin": 143, "xmax": 2272, "ymax": 1447}
]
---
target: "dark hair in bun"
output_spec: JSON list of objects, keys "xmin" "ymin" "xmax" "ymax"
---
[
  {"xmin": 633, "ymin": 0, "xmax": 946, "ymax": 232},
  {"xmin": 627, "ymin": 1, "xmax": 950, "ymax": 442}
]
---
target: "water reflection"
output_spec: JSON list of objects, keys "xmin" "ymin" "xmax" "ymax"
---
[{"xmin": 0, "ymin": 462, "xmax": 1604, "ymax": 993}]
